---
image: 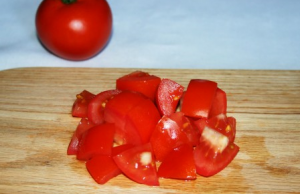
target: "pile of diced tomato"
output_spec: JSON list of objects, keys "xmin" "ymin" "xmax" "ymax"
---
[{"xmin": 67, "ymin": 71, "xmax": 239, "ymax": 186}]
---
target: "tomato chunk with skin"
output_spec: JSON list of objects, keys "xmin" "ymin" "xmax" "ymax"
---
[
  {"xmin": 72, "ymin": 90, "xmax": 95, "ymax": 118},
  {"xmin": 124, "ymin": 98, "xmax": 161, "ymax": 145},
  {"xmin": 156, "ymin": 79, "xmax": 184, "ymax": 116},
  {"xmin": 112, "ymin": 144, "xmax": 135, "ymax": 157},
  {"xmin": 194, "ymin": 114, "xmax": 236, "ymax": 144},
  {"xmin": 194, "ymin": 126, "xmax": 239, "ymax": 177},
  {"xmin": 113, "ymin": 143, "xmax": 159, "ymax": 186},
  {"xmin": 88, "ymin": 89, "xmax": 121, "ymax": 125},
  {"xmin": 77, "ymin": 123, "xmax": 115, "ymax": 161},
  {"xmin": 116, "ymin": 71, "xmax": 161, "ymax": 101},
  {"xmin": 169, "ymin": 112, "xmax": 200, "ymax": 146},
  {"xmin": 104, "ymin": 91, "xmax": 159, "ymax": 145},
  {"xmin": 181, "ymin": 79, "xmax": 217, "ymax": 118},
  {"xmin": 67, "ymin": 118, "xmax": 96, "ymax": 155},
  {"xmin": 150, "ymin": 113, "xmax": 191, "ymax": 162},
  {"xmin": 158, "ymin": 144, "xmax": 196, "ymax": 180},
  {"xmin": 209, "ymin": 88, "xmax": 227, "ymax": 118},
  {"xmin": 86, "ymin": 155, "xmax": 121, "ymax": 184}
]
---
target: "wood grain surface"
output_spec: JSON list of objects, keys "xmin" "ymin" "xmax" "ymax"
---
[{"xmin": 0, "ymin": 67, "xmax": 299, "ymax": 194}]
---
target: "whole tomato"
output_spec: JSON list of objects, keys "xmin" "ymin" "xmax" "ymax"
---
[{"xmin": 35, "ymin": 0, "xmax": 112, "ymax": 61}]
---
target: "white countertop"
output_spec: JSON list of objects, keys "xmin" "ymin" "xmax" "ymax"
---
[{"xmin": 1, "ymin": 0, "xmax": 300, "ymax": 71}]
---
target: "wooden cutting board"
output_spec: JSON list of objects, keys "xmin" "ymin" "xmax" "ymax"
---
[{"xmin": 0, "ymin": 67, "xmax": 299, "ymax": 194}]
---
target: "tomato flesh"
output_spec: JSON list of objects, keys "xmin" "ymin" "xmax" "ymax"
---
[
  {"xmin": 72, "ymin": 90, "xmax": 95, "ymax": 118},
  {"xmin": 194, "ymin": 126, "xmax": 239, "ymax": 177},
  {"xmin": 77, "ymin": 123, "xmax": 115, "ymax": 161},
  {"xmin": 181, "ymin": 79, "xmax": 217, "ymax": 118},
  {"xmin": 116, "ymin": 71, "xmax": 161, "ymax": 101},
  {"xmin": 156, "ymin": 79, "xmax": 184, "ymax": 116},
  {"xmin": 113, "ymin": 143, "xmax": 159, "ymax": 186},
  {"xmin": 158, "ymin": 144, "xmax": 196, "ymax": 180}
]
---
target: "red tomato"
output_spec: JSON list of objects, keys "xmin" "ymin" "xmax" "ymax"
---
[
  {"xmin": 158, "ymin": 144, "xmax": 196, "ymax": 180},
  {"xmin": 181, "ymin": 79, "xmax": 217, "ymax": 118},
  {"xmin": 156, "ymin": 79, "xmax": 184, "ymax": 116},
  {"xmin": 111, "ymin": 144, "xmax": 135, "ymax": 157},
  {"xmin": 35, "ymin": 0, "xmax": 112, "ymax": 60},
  {"xmin": 86, "ymin": 155, "xmax": 121, "ymax": 184},
  {"xmin": 72, "ymin": 90, "xmax": 95, "ymax": 118},
  {"xmin": 104, "ymin": 91, "xmax": 160, "ymax": 145},
  {"xmin": 67, "ymin": 118, "xmax": 96, "ymax": 155},
  {"xmin": 116, "ymin": 71, "xmax": 161, "ymax": 101},
  {"xmin": 194, "ymin": 126, "xmax": 239, "ymax": 177},
  {"xmin": 150, "ymin": 113, "xmax": 191, "ymax": 162},
  {"xmin": 113, "ymin": 143, "xmax": 159, "ymax": 186},
  {"xmin": 124, "ymin": 99, "xmax": 161, "ymax": 145},
  {"xmin": 209, "ymin": 88, "xmax": 227, "ymax": 118},
  {"xmin": 88, "ymin": 89, "xmax": 121, "ymax": 125},
  {"xmin": 77, "ymin": 123, "xmax": 115, "ymax": 161},
  {"xmin": 169, "ymin": 112, "xmax": 200, "ymax": 146},
  {"xmin": 104, "ymin": 91, "xmax": 147, "ymax": 144}
]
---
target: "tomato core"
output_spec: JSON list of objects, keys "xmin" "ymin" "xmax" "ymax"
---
[{"xmin": 61, "ymin": 0, "xmax": 77, "ymax": 4}]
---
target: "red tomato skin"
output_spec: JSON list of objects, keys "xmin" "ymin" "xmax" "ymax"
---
[
  {"xmin": 103, "ymin": 91, "xmax": 147, "ymax": 145},
  {"xmin": 72, "ymin": 90, "xmax": 95, "ymax": 118},
  {"xmin": 156, "ymin": 79, "xmax": 184, "ymax": 116},
  {"xmin": 124, "ymin": 99, "xmax": 161, "ymax": 145},
  {"xmin": 77, "ymin": 123, "xmax": 115, "ymax": 161},
  {"xmin": 88, "ymin": 89, "xmax": 121, "ymax": 125},
  {"xmin": 181, "ymin": 79, "xmax": 217, "ymax": 118},
  {"xmin": 150, "ymin": 114, "xmax": 191, "ymax": 162},
  {"xmin": 158, "ymin": 144, "xmax": 196, "ymax": 180},
  {"xmin": 169, "ymin": 112, "xmax": 200, "ymax": 146},
  {"xmin": 67, "ymin": 118, "xmax": 96, "ymax": 155},
  {"xmin": 116, "ymin": 71, "xmax": 161, "ymax": 101},
  {"xmin": 113, "ymin": 143, "xmax": 159, "ymax": 186},
  {"xmin": 86, "ymin": 155, "xmax": 121, "ymax": 184},
  {"xmin": 36, "ymin": 0, "xmax": 112, "ymax": 60},
  {"xmin": 209, "ymin": 88, "xmax": 227, "ymax": 118},
  {"xmin": 194, "ymin": 142, "xmax": 239, "ymax": 177},
  {"xmin": 111, "ymin": 144, "xmax": 135, "ymax": 157}
]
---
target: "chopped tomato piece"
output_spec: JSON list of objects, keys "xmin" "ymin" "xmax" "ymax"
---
[
  {"xmin": 86, "ymin": 155, "xmax": 121, "ymax": 184},
  {"xmin": 72, "ymin": 90, "xmax": 95, "ymax": 118},
  {"xmin": 156, "ymin": 79, "xmax": 184, "ymax": 116},
  {"xmin": 124, "ymin": 98, "xmax": 161, "ymax": 145},
  {"xmin": 181, "ymin": 79, "xmax": 217, "ymax": 118},
  {"xmin": 113, "ymin": 143, "xmax": 159, "ymax": 186},
  {"xmin": 111, "ymin": 144, "xmax": 135, "ymax": 157},
  {"xmin": 150, "ymin": 113, "xmax": 191, "ymax": 162},
  {"xmin": 209, "ymin": 88, "xmax": 227, "ymax": 118},
  {"xmin": 67, "ymin": 118, "xmax": 96, "ymax": 155},
  {"xmin": 77, "ymin": 123, "xmax": 115, "ymax": 161},
  {"xmin": 158, "ymin": 144, "xmax": 196, "ymax": 180},
  {"xmin": 169, "ymin": 112, "xmax": 200, "ymax": 146},
  {"xmin": 88, "ymin": 89, "xmax": 121, "ymax": 125},
  {"xmin": 116, "ymin": 71, "xmax": 161, "ymax": 101},
  {"xmin": 194, "ymin": 114, "xmax": 236, "ymax": 143},
  {"xmin": 194, "ymin": 126, "xmax": 239, "ymax": 177},
  {"xmin": 104, "ymin": 91, "xmax": 159, "ymax": 145}
]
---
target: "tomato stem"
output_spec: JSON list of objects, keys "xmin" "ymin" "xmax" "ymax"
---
[{"xmin": 61, "ymin": 0, "xmax": 77, "ymax": 4}]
